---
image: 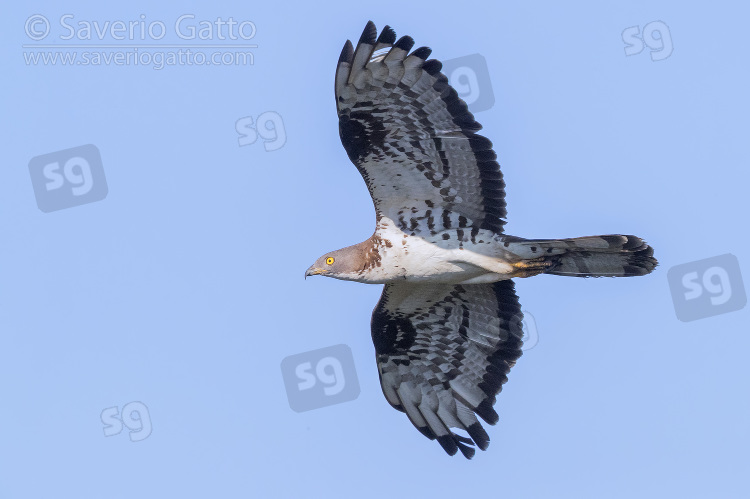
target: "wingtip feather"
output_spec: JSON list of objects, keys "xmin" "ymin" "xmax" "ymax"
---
[
  {"xmin": 394, "ymin": 35, "xmax": 415, "ymax": 52},
  {"xmin": 339, "ymin": 40, "xmax": 354, "ymax": 64},
  {"xmin": 422, "ymin": 59, "xmax": 442, "ymax": 75},
  {"xmin": 410, "ymin": 46, "xmax": 432, "ymax": 60},
  {"xmin": 377, "ymin": 25, "xmax": 397, "ymax": 44},
  {"xmin": 437, "ymin": 435, "xmax": 459, "ymax": 456},
  {"xmin": 359, "ymin": 21, "xmax": 377, "ymax": 45}
]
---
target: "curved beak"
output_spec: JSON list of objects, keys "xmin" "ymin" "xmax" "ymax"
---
[{"xmin": 304, "ymin": 266, "xmax": 327, "ymax": 279}]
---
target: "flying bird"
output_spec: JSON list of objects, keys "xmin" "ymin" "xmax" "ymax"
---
[{"xmin": 305, "ymin": 21, "xmax": 657, "ymax": 459}]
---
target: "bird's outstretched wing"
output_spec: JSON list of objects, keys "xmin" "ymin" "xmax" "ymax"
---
[
  {"xmin": 371, "ymin": 280, "xmax": 524, "ymax": 458},
  {"xmin": 336, "ymin": 21, "xmax": 507, "ymax": 235}
]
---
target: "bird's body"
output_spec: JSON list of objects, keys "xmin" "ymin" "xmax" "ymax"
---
[
  {"xmin": 305, "ymin": 21, "xmax": 657, "ymax": 459},
  {"xmin": 311, "ymin": 216, "xmax": 654, "ymax": 284},
  {"xmin": 321, "ymin": 217, "xmax": 516, "ymax": 284}
]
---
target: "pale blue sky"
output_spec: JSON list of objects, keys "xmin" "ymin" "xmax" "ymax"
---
[{"xmin": 2, "ymin": 1, "xmax": 748, "ymax": 498}]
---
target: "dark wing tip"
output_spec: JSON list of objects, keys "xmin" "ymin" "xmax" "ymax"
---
[
  {"xmin": 339, "ymin": 40, "xmax": 354, "ymax": 64},
  {"xmin": 422, "ymin": 59, "xmax": 443, "ymax": 76},
  {"xmin": 377, "ymin": 25, "xmax": 397, "ymax": 44},
  {"xmin": 468, "ymin": 134, "xmax": 494, "ymax": 152},
  {"xmin": 475, "ymin": 398, "xmax": 500, "ymax": 425},
  {"xmin": 467, "ymin": 422, "xmax": 490, "ymax": 451},
  {"xmin": 359, "ymin": 21, "xmax": 378, "ymax": 45},
  {"xmin": 410, "ymin": 46, "xmax": 432, "ymax": 60},
  {"xmin": 416, "ymin": 425, "xmax": 437, "ymax": 440},
  {"xmin": 394, "ymin": 35, "xmax": 415, "ymax": 52},
  {"xmin": 437, "ymin": 434, "xmax": 477, "ymax": 459},
  {"xmin": 456, "ymin": 440, "xmax": 476, "ymax": 459},
  {"xmin": 437, "ymin": 435, "xmax": 459, "ymax": 456}
]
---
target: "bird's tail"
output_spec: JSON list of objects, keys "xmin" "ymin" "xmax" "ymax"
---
[{"xmin": 510, "ymin": 235, "xmax": 657, "ymax": 277}]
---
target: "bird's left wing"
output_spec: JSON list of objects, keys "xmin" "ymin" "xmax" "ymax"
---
[
  {"xmin": 371, "ymin": 280, "xmax": 525, "ymax": 458},
  {"xmin": 336, "ymin": 22, "xmax": 507, "ymax": 235}
]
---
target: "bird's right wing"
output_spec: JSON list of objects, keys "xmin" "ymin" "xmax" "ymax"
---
[{"xmin": 371, "ymin": 280, "xmax": 525, "ymax": 458}]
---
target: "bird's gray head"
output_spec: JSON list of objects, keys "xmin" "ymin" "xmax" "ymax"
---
[{"xmin": 305, "ymin": 244, "xmax": 368, "ymax": 281}]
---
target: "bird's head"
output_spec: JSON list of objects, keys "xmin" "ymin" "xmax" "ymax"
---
[
  {"xmin": 305, "ymin": 244, "xmax": 369, "ymax": 282},
  {"xmin": 305, "ymin": 250, "xmax": 349, "ymax": 280}
]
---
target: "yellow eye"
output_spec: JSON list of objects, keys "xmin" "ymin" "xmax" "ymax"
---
[{"xmin": 326, "ymin": 257, "xmax": 335, "ymax": 265}]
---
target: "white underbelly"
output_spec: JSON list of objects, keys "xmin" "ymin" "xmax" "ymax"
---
[{"xmin": 369, "ymin": 223, "xmax": 516, "ymax": 284}]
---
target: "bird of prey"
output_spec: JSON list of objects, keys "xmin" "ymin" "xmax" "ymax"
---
[{"xmin": 305, "ymin": 21, "xmax": 657, "ymax": 459}]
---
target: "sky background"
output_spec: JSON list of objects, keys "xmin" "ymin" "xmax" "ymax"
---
[{"xmin": 2, "ymin": 1, "xmax": 748, "ymax": 498}]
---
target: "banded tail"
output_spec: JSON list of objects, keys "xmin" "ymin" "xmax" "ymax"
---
[{"xmin": 510, "ymin": 235, "xmax": 657, "ymax": 277}]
